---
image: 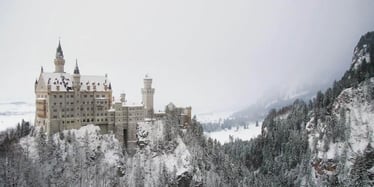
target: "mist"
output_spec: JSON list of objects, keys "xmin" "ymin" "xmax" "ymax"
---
[{"xmin": 1, "ymin": 0, "xmax": 374, "ymax": 113}]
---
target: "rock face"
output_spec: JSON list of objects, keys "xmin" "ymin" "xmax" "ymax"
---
[{"xmin": 307, "ymin": 78, "xmax": 374, "ymax": 186}]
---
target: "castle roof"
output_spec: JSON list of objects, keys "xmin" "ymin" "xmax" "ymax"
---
[
  {"xmin": 39, "ymin": 72, "xmax": 110, "ymax": 92},
  {"xmin": 56, "ymin": 41, "xmax": 64, "ymax": 58}
]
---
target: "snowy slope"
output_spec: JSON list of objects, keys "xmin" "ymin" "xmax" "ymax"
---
[
  {"xmin": 18, "ymin": 120, "xmax": 194, "ymax": 186},
  {"xmin": 125, "ymin": 120, "xmax": 192, "ymax": 186},
  {"xmin": 205, "ymin": 123, "xmax": 262, "ymax": 143},
  {"xmin": 307, "ymin": 78, "xmax": 374, "ymax": 184}
]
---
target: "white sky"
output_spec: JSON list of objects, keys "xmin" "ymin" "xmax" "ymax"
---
[{"xmin": 0, "ymin": 0, "xmax": 374, "ymax": 113}]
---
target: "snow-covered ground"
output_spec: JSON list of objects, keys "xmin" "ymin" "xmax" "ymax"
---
[
  {"xmin": 0, "ymin": 102, "xmax": 34, "ymax": 132},
  {"xmin": 196, "ymin": 110, "xmax": 234, "ymax": 124},
  {"xmin": 205, "ymin": 123, "xmax": 262, "ymax": 144}
]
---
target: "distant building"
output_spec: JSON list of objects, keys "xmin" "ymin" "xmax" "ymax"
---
[{"xmin": 34, "ymin": 41, "xmax": 192, "ymax": 149}]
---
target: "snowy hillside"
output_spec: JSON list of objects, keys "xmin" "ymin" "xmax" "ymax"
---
[
  {"xmin": 205, "ymin": 123, "xmax": 261, "ymax": 143},
  {"xmin": 0, "ymin": 102, "xmax": 34, "ymax": 132},
  {"xmin": 12, "ymin": 119, "xmax": 195, "ymax": 186},
  {"xmin": 125, "ymin": 120, "xmax": 193, "ymax": 186},
  {"xmin": 307, "ymin": 77, "xmax": 374, "ymax": 185}
]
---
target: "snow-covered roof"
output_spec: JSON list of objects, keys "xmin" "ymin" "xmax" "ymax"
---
[{"xmin": 40, "ymin": 72, "xmax": 110, "ymax": 92}]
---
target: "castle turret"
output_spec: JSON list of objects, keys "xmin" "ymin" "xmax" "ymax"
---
[
  {"xmin": 54, "ymin": 40, "xmax": 65, "ymax": 73},
  {"xmin": 120, "ymin": 93, "xmax": 126, "ymax": 103},
  {"xmin": 141, "ymin": 75, "xmax": 155, "ymax": 118},
  {"xmin": 73, "ymin": 59, "xmax": 81, "ymax": 91}
]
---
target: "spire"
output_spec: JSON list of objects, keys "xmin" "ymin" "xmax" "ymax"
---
[
  {"xmin": 56, "ymin": 40, "xmax": 64, "ymax": 58},
  {"xmin": 74, "ymin": 59, "xmax": 80, "ymax": 74}
]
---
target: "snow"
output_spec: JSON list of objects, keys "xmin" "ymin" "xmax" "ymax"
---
[
  {"xmin": 40, "ymin": 72, "xmax": 109, "ymax": 92},
  {"xmin": 135, "ymin": 120, "xmax": 191, "ymax": 175},
  {"xmin": 64, "ymin": 124, "xmax": 123, "ymax": 165},
  {"xmin": 196, "ymin": 110, "xmax": 234, "ymax": 124},
  {"xmin": 20, "ymin": 124, "xmax": 124, "ymax": 166},
  {"xmin": 0, "ymin": 102, "xmax": 34, "ymax": 132},
  {"xmin": 205, "ymin": 123, "xmax": 262, "ymax": 143},
  {"xmin": 19, "ymin": 134, "xmax": 38, "ymax": 160},
  {"xmin": 307, "ymin": 78, "xmax": 374, "ymax": 182}
]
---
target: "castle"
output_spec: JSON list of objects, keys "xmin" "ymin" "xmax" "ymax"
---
[{"xmin": 34, "ymin": 41, "xmax": 192, "ymax": 148}]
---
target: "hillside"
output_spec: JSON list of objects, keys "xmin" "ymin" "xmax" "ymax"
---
[
  {"xmin": 221, "ymin": 31, "xmax": 374, "ymax": 186},
  {"xmin": 0, "ymin": 113, "xmax": 252, "ymax": 186}
]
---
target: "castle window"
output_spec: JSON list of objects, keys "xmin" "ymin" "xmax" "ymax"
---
[
  {"xmin": 102, "ymin": 95, "xmax": 105, "ymax": 97},
  {"xmin": 90, "ymin": 95, "xmax": 93, "ymax": 98},
  {"xmin": 83, "ymin": 119, "xmax": 86, "ymax": 122},
  {"xmin": 54, "ymin": 95, "xmax": 57, "ymax": 98},
  {"xmin": 59, "ymin": 95, "xmax": 62, "ymax": 98},
  {"xmin": 84, "ymin": 94, "xmax": 87, "ymax": 98},
  {"xmin": 53, "ymin": 115, "xmax": 57, "ymax": 118},
  {"xmin": 62, "ymin": 115, "xmax": 64, "ymax": 117},
  {"xmin": 54, "ymin": 103, "xmax": 56, "ymax": 105}
]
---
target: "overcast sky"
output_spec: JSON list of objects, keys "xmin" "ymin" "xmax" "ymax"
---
[{"xmin": 0, "ymin": 0, "xmax": 374, "ymax": 114}]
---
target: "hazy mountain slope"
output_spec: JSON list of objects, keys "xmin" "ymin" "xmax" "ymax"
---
[{"xmin": 221, "ymin": 31, "xmax": 374, "ymax": 186}]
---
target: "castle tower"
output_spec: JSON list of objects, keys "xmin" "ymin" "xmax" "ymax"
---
[
  {"xmin": 141, "ymin": 75, "xmax": 155, "ymax": 118},
  {"xmin": 54, "ymin": 41, "xmax": 65, "ymax": 73},
  {"xmin": 73, "ymin": 60, "xmax": 81, "ymax": 91}
]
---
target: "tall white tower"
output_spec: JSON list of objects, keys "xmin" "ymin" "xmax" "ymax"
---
[
  {"xmin": 141, "ymin": 75, "xmax": 155, "ymax": 118},
  {"xmin": 54, "ymin": 41, "xmax": 65, "ymax": 73}
]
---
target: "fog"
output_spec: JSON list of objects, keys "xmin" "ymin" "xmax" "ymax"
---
[{"xmin": 1, "ymin": 0, "xmax": 374, "ymax": 113}]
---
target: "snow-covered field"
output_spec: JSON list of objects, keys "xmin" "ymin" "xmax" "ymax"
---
[
  {"xmin": 205, "ymin": 124, "xmax": 262, "ymax": 144},
  {"xmin": 0, "ymin": 102, "xmax": 34, "ymax": 132}
]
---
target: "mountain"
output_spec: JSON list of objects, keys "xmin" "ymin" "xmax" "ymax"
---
[
  {"xmin": 233, "ymin": 88, "xmax": 316, "ymax": 123},
  {"xmin": 222, "ymin": 31, "xmax": 374, "ymax": 186}
]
